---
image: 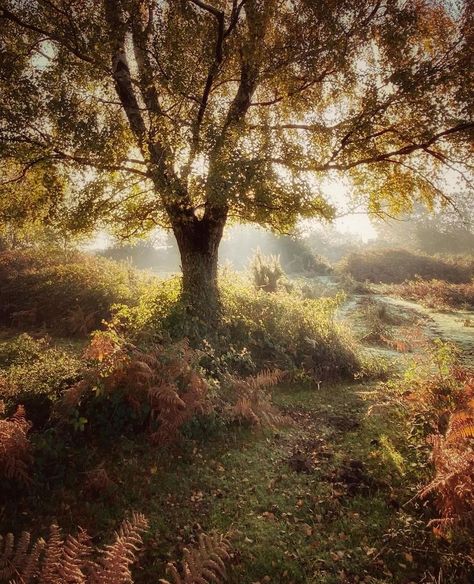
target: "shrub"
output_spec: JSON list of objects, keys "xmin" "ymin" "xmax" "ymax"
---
[
  {"xmin": 0, "ymin": 403, "xmax": 32, "ymax": 484},
  {"xmin": 221, "ymin": 275, "xmax": 361, "ymax": 381},
  {"xmin": 0, "ymin": 249, "xmax": 153, "ymax": 336},
  {"xmin": 338, "ymin": 248, "xmax": 473, "ymax": 284},
  {"xmin": 58, "ymin": 333, "xmax": 210, "ymax": 443},
  {"xmin": 0, "ymin": 336, "xmax": 81, "ymax": 427},
  {"xmin": 388, "ymin": 278, "xmax": 474, "ymax": 310}
]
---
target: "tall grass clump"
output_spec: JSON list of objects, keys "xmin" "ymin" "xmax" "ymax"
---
[{"xmin": 338, "ymin": 248, "xmax": 474, "ymax": 284}]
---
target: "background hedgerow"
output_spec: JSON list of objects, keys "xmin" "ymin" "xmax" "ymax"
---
[
  {"xmin": 338, "ymin": 248, "xmax": 474, "ymax": 284},
  {"xmin": 387, "ymin": 278, "xmax": 474, "ymax": 310},
  {"xmin": 0, "ymin": 249, "xmax": 153, "ymax": 336}
]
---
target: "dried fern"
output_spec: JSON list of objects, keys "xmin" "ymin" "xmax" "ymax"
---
[
  {"xmin": 159, "ymin": 533, "xmax": 231, "ymax": 584},
  {"xmin": 90, "ymin": 512, "xmax": 149, "ymax": 584},
  {"xmin": 225, "ymin": 369, "xmax": 287, "ymax": 428},
  {"xmin": 420, "ymin": 435, "xmax": 474, "ymax": 531},
  {"xmin": 446, "ymin": 410, "xmax": 474, "ymax": 444},
  {"xmin": 0, "ymin": 404, "xmax": 32, "ymax": 483},
  {"xmin": 0, "ymin": 513, "xmax": 148, "ymax": 583},
  {"xmin": 59, "ymin": 335, "xmax": 209, "ymax": 445}
]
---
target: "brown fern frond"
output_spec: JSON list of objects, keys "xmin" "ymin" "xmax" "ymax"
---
[
  {"xmin": 38, "ymin": 524, "xmax": 64, "ymax": 583},
  {"xmin": 159, "ymin": 533, "xmax": 231, "ymax": 584},
  {"xmin": 149, "ymin": 384, "xmax": 186, "ymax": 410},
  {"xmin": 18, "ymin": 538, "xmax": 47, "ymax": 583},
  {"xmin": 91, "ymin": 512, "xmax": 148, "ymax": 584},
  {"xmin": 60, "ymin": 530, "xmax": 91, "ymax": 583},
  {"xmin": 0, "ymin": 405, "xmax": 32, "ymax": 483},
  {"xmin": 83, "ymin": 463, "xmax": 116, "ymax": 496},
  {"xmin": 420, "ymin": 434, "xmax": 474, "ymax": 531},
  {"xmin": 246, "ymin": 369, "xmax": 285, "ymax": 391},
  {"xmin": 225, "ymin": 370, "xmax": 288, "ymax": 428},
  {"xmin": 446, "ymin": 411, "xmax": 474, "ymax": 444},
  {"xmin": 1, "ymin": 514, "xmax": 148, "ymax": 584},
  {"xmin": 1, "ymin": 534, "xmax": 46, "ymax": 583}
]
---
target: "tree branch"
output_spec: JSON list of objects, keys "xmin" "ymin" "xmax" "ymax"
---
[
  {"xmin": 0, "ymin": 6, "xmax": 100, "ymax": 66},
  {"xmin": 270, "ymin": 123, "xmax": 474, "ymax": 172}
]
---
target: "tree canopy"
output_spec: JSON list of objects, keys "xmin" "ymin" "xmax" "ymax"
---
[{"xmin": 1, "ymin": 0, "xmax": 473, "ymax": 311}]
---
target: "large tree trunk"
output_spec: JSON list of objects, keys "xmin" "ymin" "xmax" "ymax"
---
[{"xmin": 173, "ymin": 215, "xmax": 225, "ymax": 326}]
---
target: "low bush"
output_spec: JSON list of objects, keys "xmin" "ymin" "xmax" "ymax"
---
[
  {"xmin": 0, "ymin": 335, "xmax": 81, "ymax": 427},
  {"xmin": 220, "ymin": 275, "xmax": 361, "ymax": 380},
  {"xmin": 388, "ymin": 278, "xmax": 474, "ymax": 310},
  {"xmin": 0, "ymin": 249, "xmax": 153, "ymax": 336},
  {"xmin": 338, "ymin": 248, "xmax": 473, "ymax": 284}
]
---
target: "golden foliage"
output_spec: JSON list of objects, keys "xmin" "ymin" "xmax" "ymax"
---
[
  {"xmin": 0, "ymin": 403, "xmax": 32, "ymax": 484},
  {"xmin": 0, "ymin": 513, "xmax": 148, "ymax": 584},
  {"xmin": 159, "ymin": 533, "xmax": 231, "ymax": 584}
]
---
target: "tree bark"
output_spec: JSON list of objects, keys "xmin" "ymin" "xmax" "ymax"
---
[{"xmin": 173, "ymin": 215, "xmax": 226, "ymax": 325}]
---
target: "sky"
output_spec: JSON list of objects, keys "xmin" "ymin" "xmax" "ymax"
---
[{"xmin": 319, "ymin": 177, "xmax": 377, "ymax": 242}]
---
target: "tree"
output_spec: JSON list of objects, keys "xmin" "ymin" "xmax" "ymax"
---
[
  {"xmin": 375, "ymin": 192, "xmax": 474, "ymax": 254},
  {"xmin": 1, "ymin": 0, "xmax": 473, "ymax": 320}
]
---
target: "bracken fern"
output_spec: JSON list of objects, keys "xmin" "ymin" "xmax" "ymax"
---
[
  {"xmin": 0, "ymin": 402, "xmax": 32, "ymax": 484},
  {"xmin": 0, "ymin": 513, "xmax": 148, "ymax": 583},
  {"xmin": 159, "ymin": 533, "xmax": 231, "ymax": 584}
]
